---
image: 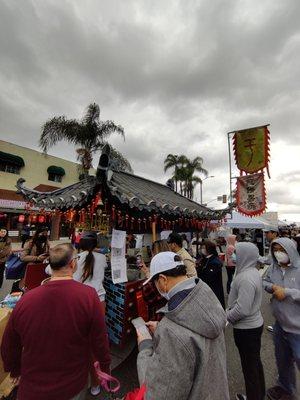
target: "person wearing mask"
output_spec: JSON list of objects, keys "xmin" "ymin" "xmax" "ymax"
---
[
  {"xmin": 197, "ymin": 240, "xmax": 225, "ymax": 308},
  {"xmin": 141, "ymin": 240, "xmax": 169, "ymax": 321},
  {"xmin": 127, "ymin": 233, "xmax": 136, "ymax": 249},
  {"xmin": 225, "ymin": 234, "xmax": 237, "ymax": 294},
  {"xmin": 227, "ymin": 242, "xmax": 265, "ymax": 400},
  {"xmin": 1, "ymin": 243, "xmax": 111, "ymax": 400},
  {"xmin": 74, "ymin": 231, "xmax": 107, "ymax": 304},
  {"xmin": 0, "ymin": 228, "xmax": 12, "ymax": 288},
  {"xmin": 20, "ymin": 224, "xmax": 31, "ymax": 248},
  {"xmin": 136, "ymin": 251, "xmax": 229, "ymax": 400},
  {"xmin": 73, "ymin": 231, "xmax": 107, "ymax": 396},
  {"xmin": 10, "ymin": 227, "xmax": 50, "ymax": 292},
  {"xmin": 263, "ymin": 238, "xmax": 300, "ymax": 400},
  {"xmin": 21, "ymin": 227, "xmax": 50, "ymax": 264},
  {"xmin": 167, "ymin": 232, "xmax": 197, "ymax": 277},
  {"xmin": 181, "ymin": 234, "xmax": 189, "ymax": 251}
]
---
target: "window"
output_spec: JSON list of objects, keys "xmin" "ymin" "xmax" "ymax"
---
[
  {"xmin": 0, "ymin": 151, "xmax": 24, "ymax": 174},
  {"xmin": 47, "ymin": 165, "xmax": 65, "ymax": 183},
  {"xmin": 48, "ymin": 173, "xmax": 62, "ymax": 182},
  {"xmin": 0, "ymin": 162, "xmax": 21, "ymax": 174}
]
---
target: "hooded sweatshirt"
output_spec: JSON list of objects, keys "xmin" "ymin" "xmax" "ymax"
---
[
  {"xmin": 227, "ymin": 242, "xmax": 263, "ymax": 329},
  {"xmin": 263, "ymin": 237, "xmax": 300, "ymax": 334},
  {"xmin": 137, "ymin": 278, "xmax": 229, "ymax": 400},
  {"xmin": 225, "ymin": 235, "xmax": 236, "ymax": 267}
]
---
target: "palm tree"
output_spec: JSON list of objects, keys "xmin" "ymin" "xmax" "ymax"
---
[
  {"xmin": 164, "ymin": 154, "xmax": 179, "ymax": 192},
  {"xmin": 164, "ymin": 154, "xmax": 208, "ymax": 199},
  {"xmin": 185, "ymin": 157, "xmax": 208, "ymax": 199},
  {"xmin": 39, "ymin": 103, "xmax": 133, "ymax": 176}
]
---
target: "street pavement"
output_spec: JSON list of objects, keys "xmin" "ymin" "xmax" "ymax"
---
[{"xmin": 2, "ymin": 242, "xmax": 299, "ymax": 399}]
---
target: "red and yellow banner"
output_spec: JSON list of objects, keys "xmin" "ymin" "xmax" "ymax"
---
[
  {"xmin": 233, "ymin": 126, "xmax": 270, "ymax": 175},
  {"xmin": 236, "ymin": 173, "xmax": 266, "ymax": 217}
]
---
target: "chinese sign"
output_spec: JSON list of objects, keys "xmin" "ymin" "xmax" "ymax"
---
[
  {"xmin": 236, "ymin": 173, "xmax": 266, "ymax": 216},
  {"xmin": 233, "ymin": 126, "xmax": 270, "ymax": 174}
]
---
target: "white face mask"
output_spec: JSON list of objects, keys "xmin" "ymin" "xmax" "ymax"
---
[
  {"xmin": 155, "ymin": 279, "xmax": 170, "ymax": 300},
  {"xmin": 274, "ymin": 251, "xmax": 289, "ymax": 265}
]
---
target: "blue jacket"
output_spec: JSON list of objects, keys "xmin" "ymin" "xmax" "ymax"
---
[{"xmin": 263, "ymin": 237, "xmax": 300, "ymax": 334}]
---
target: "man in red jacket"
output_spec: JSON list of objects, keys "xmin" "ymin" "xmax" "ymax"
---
[{"xmin": 1, "ymin": 243, "xmax": 111, "ymax": 400}]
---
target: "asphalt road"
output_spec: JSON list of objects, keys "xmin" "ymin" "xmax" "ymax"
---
[{"xmin": 1, "ymin": 249, "xmax": 299, "ymax": 399}]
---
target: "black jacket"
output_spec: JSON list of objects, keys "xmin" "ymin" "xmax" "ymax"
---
[{"xmin": 197, "ymin": 255, "xmax": 225, "ymax": 309}]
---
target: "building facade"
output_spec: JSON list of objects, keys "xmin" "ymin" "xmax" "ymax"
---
[{"xmin": 0, "ymin": 139, "xmax": 94, "ymax": 240}]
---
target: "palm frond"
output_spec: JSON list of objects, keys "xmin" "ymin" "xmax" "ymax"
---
[
  {"xmin": 96, "ymin": 120, "xmax": 125, "ymax": 142},
  {"xmin": 39, "ymin": 116, "xmax": 82, "ymax": 152},
  {"xmin": 109, "ymin": 146, "xmax": 133, "ymax": 173},
  {"xmin": 82, "ymin": 103, "xmax": 100, "ymax": 125}
]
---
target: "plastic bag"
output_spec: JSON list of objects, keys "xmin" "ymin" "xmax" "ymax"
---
[
  {"xmin": 94, "ymin": 361, "xmax": 120, "ymax": 393},
  {"xmin": 124, "ymin": 385, "xmax": 146, "ymax": 400}
]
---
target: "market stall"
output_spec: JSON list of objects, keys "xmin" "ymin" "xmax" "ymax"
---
[{"xmin": 16, "ymin": 145, "xmax": 231, "ymax": 346}]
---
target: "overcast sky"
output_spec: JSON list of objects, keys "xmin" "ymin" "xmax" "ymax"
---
[{"xmin": 1, "ymin": 0, "xmax": 300, "ymax": 221}]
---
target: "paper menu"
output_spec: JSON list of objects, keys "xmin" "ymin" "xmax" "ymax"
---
[
  {"xmin": 111, "ymin": 229, "xmax": 127, "ymax": 284},
  {"xmin": 111, "ymin": 229, "xmax": 127, "ymax": 249}
]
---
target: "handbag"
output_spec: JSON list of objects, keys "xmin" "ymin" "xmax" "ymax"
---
[{"xmin": 5, "ymin": 253, "xmax": 26, "ymax": 280}]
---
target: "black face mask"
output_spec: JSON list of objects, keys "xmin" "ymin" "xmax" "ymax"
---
[{"xmin": 37, "ymin": 235, "xmax": 47, "ymax": 243}]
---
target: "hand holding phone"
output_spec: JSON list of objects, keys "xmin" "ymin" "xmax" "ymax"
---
[{"xmin": 131, "ymin": 317, "xmax": 152, "ymax": 340}]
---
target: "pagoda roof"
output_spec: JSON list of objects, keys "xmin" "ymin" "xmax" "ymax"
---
[{"xmin": 16, "ymin": 146, "xmax": 231, "ymax": 220}]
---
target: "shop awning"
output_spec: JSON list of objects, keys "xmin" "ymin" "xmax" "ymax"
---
[
  {"xmin": 0, "ymin": 151, "xmax": 25, "ymax": 167},
  {"xmin": 47, "ymin": 165, "xmax": 65, "ymax": 176}
]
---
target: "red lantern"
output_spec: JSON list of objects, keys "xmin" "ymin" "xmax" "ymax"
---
[
  {"xmin": 38, "ymin": 215, "xmax": 45, "ymax": 223},
  {"xmin": 18, "ymin": 214, "xmax": 25, "ymax": 223}
]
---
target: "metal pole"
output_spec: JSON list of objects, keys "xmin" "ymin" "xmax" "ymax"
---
[
  {"xmin": 227, "ymin": 132, "xmax": 233, "ymax": 204},
  {"xmin": 200, "ymin": 181, "xmax": 203, "ymax": 205}
]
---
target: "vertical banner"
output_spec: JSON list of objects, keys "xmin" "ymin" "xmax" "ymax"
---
[
  {"xmin": 236, "ymin": 173, "xmax": 266, "ymax": 217},
  {"xmin": 111, "ymin": 229, "xmax": 127, "ymax": 284},
  {"xmin": 233, "ymin": 126, "xmax": 270, "ymax": 176}
]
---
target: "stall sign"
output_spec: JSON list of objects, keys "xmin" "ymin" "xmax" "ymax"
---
[
  {"xmin": 233, "ymin": 126, "xmax": 270, "ymax": 175},
  {"xmin": 236, "ymin": 173, "xmax": 266, "ymax": 217}
]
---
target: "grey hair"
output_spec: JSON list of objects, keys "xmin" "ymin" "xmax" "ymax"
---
[{"xmin": 49, "ymin": 243, "xmax": 75, "ymax": 270}]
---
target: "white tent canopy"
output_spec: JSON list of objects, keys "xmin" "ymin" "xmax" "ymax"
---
[{"xmin": 224, "ymin": 212, "xmax": 278, "ymax": 230}]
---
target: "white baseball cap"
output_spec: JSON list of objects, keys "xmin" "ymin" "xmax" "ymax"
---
[{"xmin": 143, "ymin": 251, "xmax": 183, "ymax": 285}]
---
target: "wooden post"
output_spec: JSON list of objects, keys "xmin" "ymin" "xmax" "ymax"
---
[
  {"xmin": 50, "ymin": 211, "xmax": 61, "ymax": 241},
  {"xmin": 152, "ymin": 222, "xmax": 157, "ymax": 243}
]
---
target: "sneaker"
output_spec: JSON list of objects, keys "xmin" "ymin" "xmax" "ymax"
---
[
  {"xmin": 267, "ymin": 385, "xmax": 292, "ymax": 400},
  {"xmin": 90, "ymin": 385, "xmax": 101, "ymax": 396},
  {"xmin": 267, "ymin": 325, "xmax": 274, "ymax": 333},
  {"xmin": 235, "ymin": 394, "xmax": 247, "ymax": 400}
]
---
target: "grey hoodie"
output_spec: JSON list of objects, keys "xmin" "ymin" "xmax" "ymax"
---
[
  {"xmin": 137, "ymin": 278, "xmax": 229, "ymax": 400},
  {"xmin": 263, "ymin": 237, "xmax": 300, "ymax": 334},
  {"xmin": 227, "ymin": 242, "xmax": 263, "ymax": 329}
]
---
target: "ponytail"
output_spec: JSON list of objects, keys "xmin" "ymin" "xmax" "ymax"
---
[{"xmin": 82, "ymin": 250, "xmax": 95, "ymax": 283}]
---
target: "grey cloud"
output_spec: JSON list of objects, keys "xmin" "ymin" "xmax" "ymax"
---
[{"xmin": 0, "ymin": 0, "xmax": 300, "ymax": 216}]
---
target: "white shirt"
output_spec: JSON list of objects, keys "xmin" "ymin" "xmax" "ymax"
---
[{"xmin": 73, "ymin": 251, "xmax": 107, "ymax": 301}]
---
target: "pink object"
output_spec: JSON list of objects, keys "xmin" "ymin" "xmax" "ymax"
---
[
  {"xmin": 94, "ymin": 361, "xmax": 120, "ymax": 393},
  {"xmin": 225, "ymin": 235, "xmax": 236, "ymax": 267}
]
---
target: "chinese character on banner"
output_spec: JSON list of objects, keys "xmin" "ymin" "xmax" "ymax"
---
[
  {"xmin": 233, "ymin": 126, "xmax": 270, "ymax": 176},
  {"xmin": 236, "ymin": 173, "xmax": 266, "ymax": 217}
]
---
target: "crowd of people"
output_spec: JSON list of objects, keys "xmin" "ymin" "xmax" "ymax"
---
[{"xmin": 0, "ymin": 226, "xmax": 299, "ymax": 399}]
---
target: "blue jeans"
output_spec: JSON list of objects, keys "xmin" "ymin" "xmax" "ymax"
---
[{"xmin": 273, "ymin": 322, "xmax": 300, "ymax": 395}]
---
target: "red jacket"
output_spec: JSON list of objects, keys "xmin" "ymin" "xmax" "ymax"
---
[{"xmin": 1, "ymin": 280, "xmax": 111, "ymax": 400}]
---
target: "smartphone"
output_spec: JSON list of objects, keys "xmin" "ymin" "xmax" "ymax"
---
[{"xmin": 131, "ymin": 317, "xmax": 152, "ymax": 340}]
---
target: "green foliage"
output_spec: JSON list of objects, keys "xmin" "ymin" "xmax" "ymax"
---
[
  {"xmin": 163, "ymin": 153, "xmax": 208, "ymax": 200},
  {"xmin": 39, "ymin": 103, "xmax": 132, "ymax": 175}
]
